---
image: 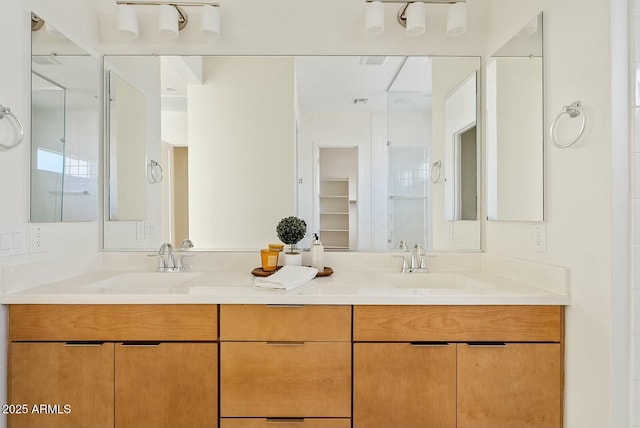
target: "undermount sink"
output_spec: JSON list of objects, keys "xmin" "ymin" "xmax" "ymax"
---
[
  {"xmin": 377, "ymin": 272, "xmax": 488, "ymax": 289},
  {"xmin": 82, "ymin": 272, "xmax": 202, "ymax": 293}
]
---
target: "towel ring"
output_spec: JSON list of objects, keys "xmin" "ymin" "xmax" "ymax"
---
[
  {"xmin": 147, "ymin": 160, "xmax": 164, "ymax": 183},
  {"xmin": 0, "ymin": 104, "xmax": 24, "ymax": 150},
  {"xmin": 430, "ymin": 160, "xmax": 442, "ymax": 183},
  {"xmin": 550, "ymin": 101, "xmax": 585, "ymax": 149}
]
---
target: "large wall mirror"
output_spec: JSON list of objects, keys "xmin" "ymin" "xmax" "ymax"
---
[
  {"xmin": 487, "ymin": 12, "xmax": 543, "ymax": 221},
  {"xmin": 103, "ymin": 55, "xmax": 481, "ymax": 252},
  {"xmin": 30, "ymin": 14, "xmax": 99, "ymax": 222}
]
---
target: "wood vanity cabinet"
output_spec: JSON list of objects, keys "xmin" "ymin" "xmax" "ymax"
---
[
  {"xmin": 457, "ymin": 342, "xmax": 562, "ymax": 428},
  {"xmin": 354, "ymin": 342, "xmax": 457, "ymax": 427},
  {"xmin": 8, "ymin": 304, "xmax": 218, "ymax": 428},
  {"xmin": 353, "ymin": 305, "xmax": 564, "ymax": 428},
  {"xmin": 219, "ymin": 304, "xmax": 352, "ymax": 427},
  {"xmin": 115, "ymin": 342, "xmax": 217, "ymax": 428},
  {"xmin": 9, "ymin": 342, "xmax": 114, "ymax": 428}
]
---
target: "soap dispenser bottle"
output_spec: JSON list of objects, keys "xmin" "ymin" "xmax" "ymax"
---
[{"xmin": 310, "ymin": 233, "xmax": 325, "ymax": 272}]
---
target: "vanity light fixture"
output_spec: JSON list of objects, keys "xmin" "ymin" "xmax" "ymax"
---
[
  {"xmin": 158, "ymin": 4, "xmax": 184, "ymax": 38},
  {"xmin": 201, "ymin": 4, "xmax": 221, "ymax": 38},
  {"xmin": 365, "ymin": 1, "xmax": 385, "ymax": 36},
  {"xmin": 117, "ymin": 3, "xmax": 139, "ymax": 38},
  {"xmin": 446, "ymin": 2, "xmax": 467, "ymax": 37},
  {"xmin": 115, "ymin": 1, "xmax": 220, "ymax": 39},
  {"xmin": 404, "ymin": 2, "xmax": 426, "ymax": 37},
  {"xmin": 365, "ymin": 0, "xmax": 465, "ymax": 37}
]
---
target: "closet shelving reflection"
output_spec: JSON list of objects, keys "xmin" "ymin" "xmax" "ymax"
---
[{"xmin": 319, "ymin": 178, "xmax": 351, "ymax": 249}]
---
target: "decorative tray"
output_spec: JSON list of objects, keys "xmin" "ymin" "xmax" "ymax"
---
[{"xmin": 251, "ymin": 266, "xmax": 334, "ymax": 277}]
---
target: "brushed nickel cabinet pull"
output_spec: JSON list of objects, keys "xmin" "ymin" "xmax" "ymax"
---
[
  {"xmin": 121, "ymin": 342, "xmax": 161, "ymax": 347},
  {"xmin": 266, "ymin": 418, "xmax": 305, "ymax": 423},
  {"xmin": 64, "ymin": 342, "xmax": 105, "ymax": 347}
]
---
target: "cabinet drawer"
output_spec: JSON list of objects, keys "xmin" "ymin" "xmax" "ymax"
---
[
  {"xmin": 220, "ymin": 342, "xmax": 351, "ymax": 417},
  {"xmin": 220, "ymin": 418, "xmax": 351, "ymax": 427},
  {"xmin": 220, "ymin": 304, "xmax": 351, "ymax": 341},
  {"xmin": 9, "ymin": 304, "xmax": 218, "ymax": 341},
  {"xmin": 354, "ymin": 305, "xmax": 562, "ymax": 342}
]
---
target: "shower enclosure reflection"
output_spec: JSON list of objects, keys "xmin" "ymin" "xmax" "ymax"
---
[{"xmin": 30, "ymin": 17, "xmax": 99, "ymax": 222}]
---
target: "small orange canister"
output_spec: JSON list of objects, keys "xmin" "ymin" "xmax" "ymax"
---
[
  {"xmin": 268, "ymin": 244, "xmax": 284, "ymax": 266},
  {"xmin": 260, "ymin": 248, "xmax": 279, "ymax": 272}
]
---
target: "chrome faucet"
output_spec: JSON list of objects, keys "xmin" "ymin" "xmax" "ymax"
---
[
  {"xmin": 413, "ymin": 244, "xmax": 427, "ymax": 270},
  {"xmin": 150, "ymin": 242, "xmax": 193, "ymax": 272},
  {"xmin": 158, "ymin": 243, "xmax": 176, "ymax": 271},
  {"xmin": 397, "ymin": 241, "xmax": 428, "ymax": 273}
]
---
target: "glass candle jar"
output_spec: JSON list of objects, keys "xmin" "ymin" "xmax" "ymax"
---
[{"xmin": 260, "ymin": 248, "xmax": 279, "ymax": 272}]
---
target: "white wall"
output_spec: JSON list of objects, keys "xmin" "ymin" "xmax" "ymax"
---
[
  {"xmin": 431, "ymin": 57, "xmax": 482, "ymax": 251},
  {"xmin": 487, "ymin": 56, "xmax": 543, "ymax": 221},
  {"xmin": 188, "ymin": 57, "xmax": 295, "ymax": 249},
  {"xmin": 484, "ymin": 1, "xmax": 626, "ymax": 427},
  {"xmin": 630, "ymin": 1, "xmax": 640, "ymax": 426},
  {"xmin": 102, "ymin": 56, "xmax": 163, "ymax": 250}
]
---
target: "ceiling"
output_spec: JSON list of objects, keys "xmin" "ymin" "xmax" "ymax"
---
[{"xmin": 160, "ymin": 55, "xmax": 433, "ymax": 114}]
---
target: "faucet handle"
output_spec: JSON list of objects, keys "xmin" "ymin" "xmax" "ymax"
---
[
  {"xmin": 414, "ymin": 244, "xmax": 427, "ymax": 270},
  {"xmin": 180, "ymin": 239, "xmax": 194, "ymax": 250}
]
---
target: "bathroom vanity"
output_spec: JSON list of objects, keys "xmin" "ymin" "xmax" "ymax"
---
[
  {"xmin": 3, "ymin": 258, "xmax": 567, "ymax": 428},
  {"xmin": 7, "ymin": 303, "xmax": 563, "ymax": 428}
]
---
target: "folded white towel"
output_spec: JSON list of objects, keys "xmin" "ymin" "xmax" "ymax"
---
[{"xmin": 255, "ymin": 265, "xmax": 318, "ymax": 291}]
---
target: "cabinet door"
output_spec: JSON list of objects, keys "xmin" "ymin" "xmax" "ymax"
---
[
  {"xmin": 9, "ymin": 342, "xmax": 114, "ymax": 428},
  {"xmin": 221, "ymin": 342, "xmax": 351, "ymax": 417},
  {"xmin": 457, "ymin": 343, "xmax": 562, "ymax": 428},
  {"xmin": 353, "ymin": 342, "xmax": 456, "ymax": 428},
  {"xmin": 115, "ymin": 342, "xmax": 217, "ymax": 428}
]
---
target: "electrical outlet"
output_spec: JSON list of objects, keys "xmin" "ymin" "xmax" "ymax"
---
[
  {"xmin": 533, "ymin": 224, "xmax": 546, "ymax": 252},
  {"xmin": 30, "ymin": 225, "xmax": 45, "ymax": 253}
]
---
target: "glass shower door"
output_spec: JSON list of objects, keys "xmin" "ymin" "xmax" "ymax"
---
[
  {"xmin": 387, "ymin": 91, "xmax": 431, "ymax": 250},
  {"xmin": 388, "ymin": 146, "xmax": 429, "ymax": 250}
]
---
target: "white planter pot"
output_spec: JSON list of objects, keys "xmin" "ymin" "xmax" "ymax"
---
[{"xmin": 281, "ymin": 252, "xmax": 302, "ymax": 266}]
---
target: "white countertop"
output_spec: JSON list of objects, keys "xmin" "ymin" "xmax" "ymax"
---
[{"xmin": 0, "ymin": 268, "xmax": 570, "ymax": 305}]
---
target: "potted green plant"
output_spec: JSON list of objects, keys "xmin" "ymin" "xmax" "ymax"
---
[{"xmin": 276, "ymin": 216, "xmax": 307, "ymax": 266}]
